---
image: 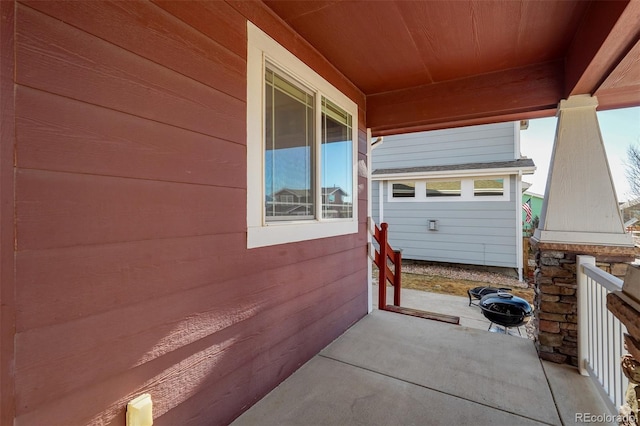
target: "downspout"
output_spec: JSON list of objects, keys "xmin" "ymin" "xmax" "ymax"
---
[
  {"xmin": 517, "ymin": 170, "xmax": 523, "ymax": 282},
  {"xmin": 367, "ymin": 129, "xmax": 373, "ymax": 313},
  {"xmin": 368, "ymin": 134, "xmax": 384, "ymax": 313},
  {"xmin": 379, "ymin": 181, "xmax": 384, "ymax": 223},
  {"xmin": 515, "ymin": 122, "xmax": 524, "ymax": 282},
  {"xmin": 371, "ymin": 136, "xmax": 384, "ymax": 224}
]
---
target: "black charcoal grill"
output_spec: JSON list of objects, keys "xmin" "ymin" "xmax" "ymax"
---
[
  {"xmin": 467, "ymin": 286, "xmax": 512, "ymax": 306},
  {"xmin": 478, "ymin": 291, "xmax": 532, "ymax": 335}
]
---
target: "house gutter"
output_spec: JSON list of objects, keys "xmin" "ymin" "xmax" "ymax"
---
[
  {"xmin": 371, "ymin": 136, "xmax": 384, "ymax": 148},
  {"xmin": 372, "ymin": 165, "xmax": 536, "ymax": 181}
]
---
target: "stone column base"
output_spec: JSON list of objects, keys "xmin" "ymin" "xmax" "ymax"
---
[{"xmin": 531, "ymin": 240, "xmax": 636, "ymax": 367}]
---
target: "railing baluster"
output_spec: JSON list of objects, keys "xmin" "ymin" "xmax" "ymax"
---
[
  {"xmin": 378, "ymin": 222, "xmax": 388, "ymax": 310},
  {"xmin": 393, "ymin": 250, "xmax": 401, "ymax": 306},
  {"xmin": 593, "ymin": 287, "xmax": 602, "ymax": 378},
  {"xmin": 609, "ymin": 300, "xmax": 613, "ymax": 394},
  {"xmin": 600, "ymin": 285, "xmax": 606, "ymax": 383},
  {"xmin": 615, "ymin": 320, "xmax": 627, "ymax": 409},
  {"xmin": 613, "ymin": 320, "xmax": 621, "ymax": 408},
  {"xmin": 609, "ymin": 309, "xmax": 615, "ymax": 395},
  {"xmin": 600, "ymin": 294, "xmax": 604, "ymax": 387},
  {"xmin": 600, "ymin": 286, "xmax": 603, "ymax": 380},
  {"xmin": 585, "ymin": 277, "xmax": 596, "ymax": 371},
  {"xmin": 585, "ymin": 275, "xmax": 596, "ymax": 370}
]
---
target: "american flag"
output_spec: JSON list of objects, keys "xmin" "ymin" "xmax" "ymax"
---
[{"xmin": 522, "ymin": 198, "xmax": 532, "ymax": 223}]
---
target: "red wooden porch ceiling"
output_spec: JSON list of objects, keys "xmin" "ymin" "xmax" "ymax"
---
[{"xmin": 264, "ymin": 0, "xmax": 640, "ymax": 136}]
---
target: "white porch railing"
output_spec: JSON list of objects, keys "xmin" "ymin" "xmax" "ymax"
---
[{"xmin": 577, "ymin": 255, "xmax": 629, "ymax": 413}]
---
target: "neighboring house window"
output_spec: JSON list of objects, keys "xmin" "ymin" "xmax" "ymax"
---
[
  {"xmin": 387, "ymin": 176, "xmax": 510, "ymax": 202},
  {"xmin": 280, "ymin": 194, "xmax": 294, "ymax": 204},
  {"xmin": 426, "ymin": 180, "xmax": 461, "ymax": 197},
  {"xmin": 247, "ymin": 23, "xmax": 358, "ymax": 248},
  {"xmin": 474, "ymin": 178, "xmax": 504, "ymax": 197},
  {"xmin": 392, "ymin": 182, "xmax": 415, "ymax": 198}
]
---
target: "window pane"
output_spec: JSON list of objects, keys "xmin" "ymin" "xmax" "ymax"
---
[
  {"xmin": 392, "ymin": 182, "xmax": 415, "ymax": 198},
  {"xmin": 321, "ymin": 98, "xmax": 353, "ymax": 218},
  {"xmin": 265, "ymin": 67, "xmax": 315, "ymax": 221},
  {"xmin": 426, "ymin": 180, "xmax": 461, "ymax": 197},
  {"xmin": 474, "ymin": 178, "xmax": 504, "ymax": 196}
]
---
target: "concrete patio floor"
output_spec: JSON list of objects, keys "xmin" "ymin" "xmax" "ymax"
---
[{"xmin": 233, "ymin": 288, "xmax": 615, "ymax": 426}]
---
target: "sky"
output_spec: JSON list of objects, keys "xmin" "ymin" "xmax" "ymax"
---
[{"xmin": 520, "ymin": 106, "xmax": 640, "ymax": 202}]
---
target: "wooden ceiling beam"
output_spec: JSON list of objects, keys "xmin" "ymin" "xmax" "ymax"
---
[
  {"xmin": 565, "ymin": 0, "xmax": 640, "ymax": 97},
  {"xmin": 366, "ymin": 61, "xmax": 563, "ymax": 136},
  {"xmin": 595, "ymin": 38, "xmax": 640, "ymax": 111}
]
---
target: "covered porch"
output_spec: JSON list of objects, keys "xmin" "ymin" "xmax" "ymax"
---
[
  {"xmin": 234, "ymin": 309, "xmax": 612, "ymax": 425},
  {"xmin": 1, "ymin": 1, "xmax": 639, "ymax": 424}
]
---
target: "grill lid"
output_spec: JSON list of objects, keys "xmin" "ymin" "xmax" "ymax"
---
[{"xmin": 478, "ymin": 291, "xmax": 532, "ymax": 327}]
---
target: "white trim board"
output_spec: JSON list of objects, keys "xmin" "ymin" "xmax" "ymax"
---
[{"xmin": 372, "ymin": 165, "xmax": 535, "ymax": 181}]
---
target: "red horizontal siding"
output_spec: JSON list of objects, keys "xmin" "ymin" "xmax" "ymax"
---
[
  {"xmin": 10, "ymin": 0, "xmax": 368, "ymax": 425},
  {"xmin": 16, "ymin": 250, "xmax": 365, "ymax": 416},
  {"xmin": 158, "ymin": 289, "xmax": 367, "ymax": 425},
  {"xmin": 152, "ymin": 0, "xmax": 247, "ymax": 58},
  {"xmin": 0, "ymin": 1, "xmax": 17, "ymax": 424},
  {"xmin": 16, "ymin": 5, "xmax": 244, "ymax": 143},
  {"xmin": 17, "ymin": 169, "xmax": 246, "ymax": 250},
  {"xmin": 22, "ymin": 0, "xmax": 246, "ymax": 100},
  {"xmin": 15, "ymin": 278, "xmax": 366, "ymax": 425},
  {"xmin": 16, "ymin": 232, "xmax": 363, "ymax": 331},
  {"xmin": 16, "ymin": 87, "xmax": 246, "ymax": 187}
]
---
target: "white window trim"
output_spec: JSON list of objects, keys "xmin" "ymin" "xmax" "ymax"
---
[
  {"xmin": 246, "ymin": 22, "xmax": 358, "ymax": 249},
  {"xmin": 390, "ymin": 181, "xmax": 417, "ymax": 199},
  {"xmin": 472, "ymin": 176, "xmax": 508, "ymax": 200},
  {"xmin": 387, "ymin": 175, "xmax": 510, "ymax": 202}
]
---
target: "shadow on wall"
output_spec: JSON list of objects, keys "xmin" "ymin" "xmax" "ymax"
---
[{"xmin": 16, "ymin": 234, "xmax": 367, "ymax": 425}]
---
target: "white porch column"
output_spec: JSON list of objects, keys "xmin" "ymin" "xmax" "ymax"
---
[
  {"xmin": 531, "ymin": 95, "xmax": 637, "ymax": 368},
  {"xmin": 534, "ymin": 95, "xmax": 634, "ymax": 247}
]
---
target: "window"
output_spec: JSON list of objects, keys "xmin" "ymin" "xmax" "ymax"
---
[
  {"xmin": 426, "ymin": 180, "xmax": 461, "ymax": 197},
  {"xmin": 321, "ymin": 98, "xmax": 353, "ymax": 219},
  {"xmin": 264, "ymin": 66, "xmax": 315, "ymax": 221},
  {"xmin": 247, "ymin": 23, "xmax": 358, "ymax": 248},
  {"xmin": 387, "ymin": 176, "xmax": 510, "ymax": 202},
  {"xmin": 392, "ymin": 182, "xmax": 415, "ymax": 198},
  {"xmin": 474, "ymin": 178, "xmax": 504, "ymax": 197}
]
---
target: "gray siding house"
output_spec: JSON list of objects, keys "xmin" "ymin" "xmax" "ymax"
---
[{"xmin": 372, "ymin": 122, "xmax": 535, "ymax": 279}]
